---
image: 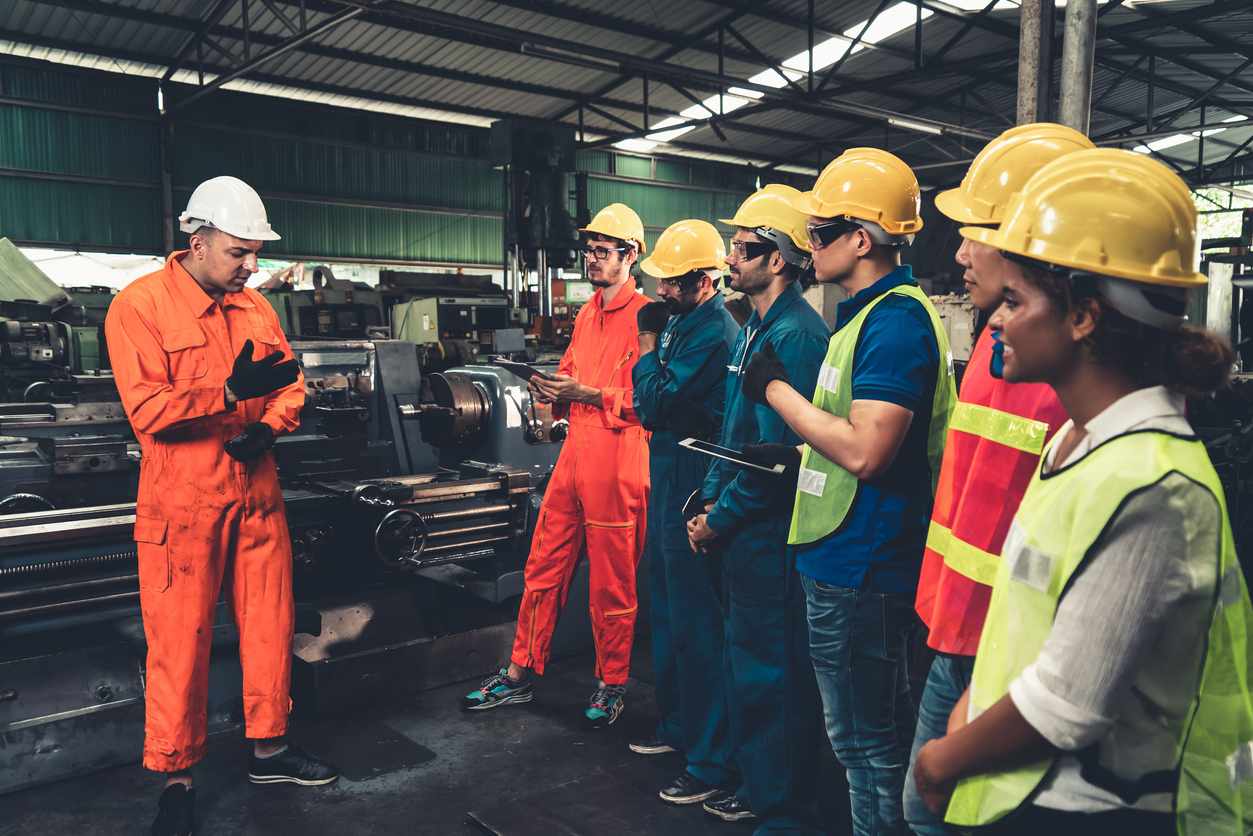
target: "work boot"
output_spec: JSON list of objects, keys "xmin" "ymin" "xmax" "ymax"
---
[
  {"xmin": 703, "ymin": 791, "xmax": 757, "ymax": 822},
  {"xmin": 462, "ymin": 667, "xmax": 534, "ymax": 712},
  {"xmin": 150, "ymin": 783, "xmax": 194, "ymax": 836},
  {"xmin": 628, "ymin": 736, "xmax": 677, "ymax": 755},
  {"xmin": 584, "ymin": 684, "xmax": 626, "ymax": 728},
  {"xmin": 247, "ymin": 744, "xmax": 339, "ymax": 786},
  {"xmin": 659, "ymin": 772, "xmax": 721, "ymax": 805}
]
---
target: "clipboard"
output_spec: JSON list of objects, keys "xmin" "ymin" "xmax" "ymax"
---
[
  {"xmin": 679, "ymin": 438, "xmax": 787, "ymax": 475},
  {"xmin": 490, "ymin": 357, "xmax": 556, "ymax": 381}
]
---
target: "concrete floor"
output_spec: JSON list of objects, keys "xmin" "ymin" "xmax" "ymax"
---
[{"xmin": 0, "ymin": 645, "xmax": 850, "ymax": 835}]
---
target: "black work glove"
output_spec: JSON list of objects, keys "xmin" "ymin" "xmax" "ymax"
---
[
  {"xmin": 742, "ymin": 341, "xmax": 789, "ymax": 405},
  {"xmin": 742, "ymin": 442, "xmax": 802, "ymax": 487},
  {"xmin": 226, "ymin": 339, "xmax": 300, "ymax": 401},
  {"xmin": 636, "ymin": 301, "xmax": 671, "ymax": 336},
  {"xmin": 224, "ymin": 421, "xmax": 275, "ymax": 462}
]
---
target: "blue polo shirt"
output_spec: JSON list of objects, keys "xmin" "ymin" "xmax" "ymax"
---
[{"xmin": 793, "ymin": 266, "xmax": 939, "ymax": 595}]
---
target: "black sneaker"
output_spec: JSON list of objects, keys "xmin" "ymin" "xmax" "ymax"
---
[
  {"xmin": 584, "ymin": 684, "xmax": 626, "ymax": 728},
  {"xmin": 151, "ymin": 783, "xmax": 194, "ymax": 836},
  {"xmin": 248, "ymin": 744, "xmax": 339, "ymax": 786},
  {"xmin": 628, "ymin": 737, "xmax": 678, "ymax": 755},
  {"xmin": 462, "ymin": 668, "xmax": 534, "ymax": 712},
  {"xmin": 659, "ymin": 772, "xmax": 721, "ymax": 805},
  {"xmin": 703, "ymin": 791, "xmax": 757, "ymax": 822}
]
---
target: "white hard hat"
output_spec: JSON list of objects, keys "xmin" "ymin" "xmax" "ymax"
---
[{"xmin": 178, "ymin": 176, "xmax": 281, "ymax": 241}]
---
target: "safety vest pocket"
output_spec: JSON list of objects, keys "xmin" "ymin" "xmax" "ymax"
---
[
  {"xmin": 133, "ymin": 514, "xmax": 170, "ymax": 593},
  {"xmin": 161, "ymin": 328, "xmax": 208, "ymax": 381}
]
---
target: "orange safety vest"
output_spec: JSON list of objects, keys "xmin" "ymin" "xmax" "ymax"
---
[{"xmin": 914, "ymin": 328, "xmax": 1067, "ymax": 656}]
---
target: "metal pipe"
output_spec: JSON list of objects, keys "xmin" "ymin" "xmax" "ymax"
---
[
  {"xmin": 426, "ymin": 522, "xmax": 511, "ymax": 540},
  {"xmin": 0, "ymin": 574, "xmax": 138, "ymax": 603},
  {"xmin": 1058, "ymin": 0, "xmax": 1098, "ymax": 133},
  {"xmin": 420, "ymin": 535, "xmax": 511, "ymax": 555},
  {"xmin": 1016, "ymin": 0, "xmax": 1045, "ymax": 123},
  {"xmin": 0, "ymin": 591, "xmax": 139, "ymax": 621},
  {"xmin": 418, "ymin": 503, "xmax": 512, "ymax": 522},
  {"xmin": 0, "ymin": 550, "xmax": 136, "ymax": 578}
]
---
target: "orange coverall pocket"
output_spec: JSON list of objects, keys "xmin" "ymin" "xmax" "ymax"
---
[
  {"xmin": 134, "ymin": 514, "xmax": 171, "ymax": 593},
  {"xmin": 161, "ymin": 329, "xmax": 208, "ymax": 381}
]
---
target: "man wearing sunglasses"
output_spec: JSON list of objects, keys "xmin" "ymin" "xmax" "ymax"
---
[
  {"xmin": 741, "ymin": 149, "xmax": 957, "ymax": 835},
  {"xmin": 687, "ymin": 185, "xmax": 830, "ymax": 832},
  {"xmin": 462, "ymin": 203, "xmax": 651, "ymax": 728},
  {"xmin": 629, "ymin": 218, "xmax": 740, "ymax": 807}
]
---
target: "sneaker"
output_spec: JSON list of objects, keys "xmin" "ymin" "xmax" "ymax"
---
[
  {"xmin": 151, "ymin": 784, "xmax": 194, "ymax": 836},
  {"xmin": 462, "ymin": 668, "xmax": 534, "ymax": 712},
  {"xmin": 584, "ymin": 684, "xmax": 626, "ymax": 728},
  {"xmin": 659, "ymin": 772, "xmax": 721, "ymax": 805},
  {"xmin": 248, "ymin": 744, "xmax": 339, "ymax": 786},
  {"xmin": 703, "ymin": 791, "xmax": 757, "ymax": 822},
  {"xmin": 628, "ymin": 737, "xmax": 678, "ymax": 755}
]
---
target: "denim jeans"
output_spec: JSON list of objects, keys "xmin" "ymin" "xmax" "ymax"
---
[
  {"xmin": 802, "ymin": 576, "xmax": 919, "ymax": 836},
  {"xmin": 903, "ymin": 653, "xmax": 975, "ymax": 835}
]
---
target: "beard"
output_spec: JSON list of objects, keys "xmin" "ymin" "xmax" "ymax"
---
[{"xmin": 664, "ymin": 295, "xmax": 698, "ymax": 315}]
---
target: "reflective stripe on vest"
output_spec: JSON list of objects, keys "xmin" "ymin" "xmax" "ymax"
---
[
  {"xmin": 948, "ymin": 401, "xmax": 1050, "ymax": 455},
  {"xmin": 788, "ymin": 284, "xmax": 957, "ymax": 546},
  {"xmin": 945, "ymin": 430, "xmax": 1253, "ymax": 833},
  {"xmin": 926, "ymin": 520, "xmax": 999, "ymax": 586}
]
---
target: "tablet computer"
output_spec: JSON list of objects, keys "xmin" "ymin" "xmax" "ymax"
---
[
  {"xmin": 678, "ymin": 438, "xmax": 787, "ymax": 475},
  {"xmin": 490, "ymin": 357, "xmax": 556, "ymax": 381}
]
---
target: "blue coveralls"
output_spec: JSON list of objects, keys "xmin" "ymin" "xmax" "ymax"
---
[
  {"xmin": 701, "ymin": 283, "xmax": 831, "ymax": 834},
  {"xmin": 633, "ymin": 293, "xmax": 740, "ymax": 788}
]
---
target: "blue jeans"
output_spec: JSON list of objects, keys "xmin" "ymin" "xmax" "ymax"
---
[
  {"xmin": 903, "ymin": 654, "xmax": 975, "ymax": 836},
  {"xmin": 802, "ymin": 576, "xmax": 919, "ymax": 836}
]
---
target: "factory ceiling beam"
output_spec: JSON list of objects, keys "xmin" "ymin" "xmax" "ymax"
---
[
  {"xmin": 24, "ymin": 0, "xmax": 833, "ymax": 148},
  {"xmin": 1097, "ymin": 0, "xmax": 1251, "ymax": 38},
  {"xmin": 159, "ymin": 0, "xmax": 236, "ymax": 84},
  {"xmin": 169, "ymin": 2, "xmax": 370, "ymax": 112},
  {"xmin": 315, "ymin": 0, "xmax": 996, "ymax": 141}
]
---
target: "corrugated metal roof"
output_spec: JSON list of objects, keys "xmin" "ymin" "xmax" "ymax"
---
[{"xmin": 0, "ymin": 0, "xmax": 1249, "ymax": 184}]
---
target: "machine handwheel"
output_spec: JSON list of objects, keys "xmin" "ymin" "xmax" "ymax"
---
[{"xmin": 373, "ymin": 507, "xmax": 430, "ymax": 567}]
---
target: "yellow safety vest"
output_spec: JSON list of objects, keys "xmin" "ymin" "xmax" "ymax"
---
[
  {"xmin": 788, "ymin": 283, "xmax": 956, "ymax": 546},
  {"xmin": 945, "ymin": 430, "xmax": 1253, "ymax": 834}
]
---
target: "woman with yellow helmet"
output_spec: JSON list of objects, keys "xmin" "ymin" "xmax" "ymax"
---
[{"xmin": 912, "ymin": 149, "xmax": 1252, "ymax": 836}]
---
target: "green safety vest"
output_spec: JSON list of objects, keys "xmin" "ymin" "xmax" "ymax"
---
[
  {"xmin": 946, "ymin": 430, "xmax": 1253, "ymax": 834},
  {"xmin": 788, "ymin": 284, "xmax": 956, "ymax": 546}
]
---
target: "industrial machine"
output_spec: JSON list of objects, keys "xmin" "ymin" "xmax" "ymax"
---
[{"xmin": 0, "ymin": 244, "xmax": 575, "ymax": 795}]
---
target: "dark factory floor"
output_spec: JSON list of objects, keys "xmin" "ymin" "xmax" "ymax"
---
[{"xmin": 0, "ymin": 644, "xmax": 852, "ymax": 835}]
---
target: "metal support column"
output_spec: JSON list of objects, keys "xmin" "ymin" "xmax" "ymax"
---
[
  {"xmin": 1058, "ymin": 0, "xmax": 1098, "ymax": 133},
  {"xmin": 1016, "ymin": 0, "xmax": 1053, "ymax": 124},
  {"xmin": 157, "ymin": 99, "xmax": 175, "ymax": 254}
]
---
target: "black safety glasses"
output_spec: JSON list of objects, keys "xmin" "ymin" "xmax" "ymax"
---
[
  {"xmin": 807, "ymin": 218, "xmax": 862, "ymax": 250},
  {"xmin": 582, "ymin": 245, "xmax": 629, "ymax": 261},
  {"xmin": 728, "ymin": 240, "xmax": 777, "ymax": 262}
]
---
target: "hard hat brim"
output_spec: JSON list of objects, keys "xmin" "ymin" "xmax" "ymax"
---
[
  {"xmin": 935, "ymin": 188, "xmax": 995, "ymax": 226},
  {"xmin": 788, "ymin": 191, "xmax": 826, "ymax": 218},
  {"xmin": 960, "ymin": 224, "xmax": 1207, "ymax": 288}
]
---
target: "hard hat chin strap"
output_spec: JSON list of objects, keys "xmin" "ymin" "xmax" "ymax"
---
[{"xmin": 1096, "ymin": 276, "xmax": 1189, "ymax": 332}]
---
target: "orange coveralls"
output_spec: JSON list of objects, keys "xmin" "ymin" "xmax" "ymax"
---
[
  {"xmin": 510, "ymin": 279, "xmax": 650, "ymax": 685},
  {"xmin": 104, "ymin": 252, "xmax": 305, "ymax": 772}
]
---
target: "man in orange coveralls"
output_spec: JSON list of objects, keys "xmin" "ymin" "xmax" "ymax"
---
[
  {"xmin": 105, "ymin": 176, "xmax": 337, "ymax": 836},
  {"xmin": 463, "ymin": 203, "xmax": 650, "ymax": 727}
]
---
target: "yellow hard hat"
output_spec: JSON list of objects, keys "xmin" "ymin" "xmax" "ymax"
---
[
  {"xmin": 579, "ymin": 203, "xmax": 647, "ymax": 253},
  {"xmin": 791, "ymin": 148, "xmax": 923, "ymax": 236},
  {"xmin": 936, "ymin": 123, "xmax": 1095, "ymax": 225},
  {"xmin": 962, "ymin": 148, "xmax": 1206, "ymax": 288},
  {"xmin": 718, "ymin": 184, "xmax": 812, "ymax": 254},
  {"xmin": 640, "ymin": 219, "xmax": 727, "ymax": 278}
]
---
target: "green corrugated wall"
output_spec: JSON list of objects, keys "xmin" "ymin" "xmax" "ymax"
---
[{"xmin": 0, "ymin": 55, "xmax": 807, "ymax": 265}]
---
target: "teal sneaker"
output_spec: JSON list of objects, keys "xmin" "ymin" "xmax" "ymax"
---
[
  {"xmin": 584, "ymin": 684, "xmax": 626, "ymax": 728},
  {"xmin": 462, "ymin": 668, "xmax": 534, "ymax": 712}
]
